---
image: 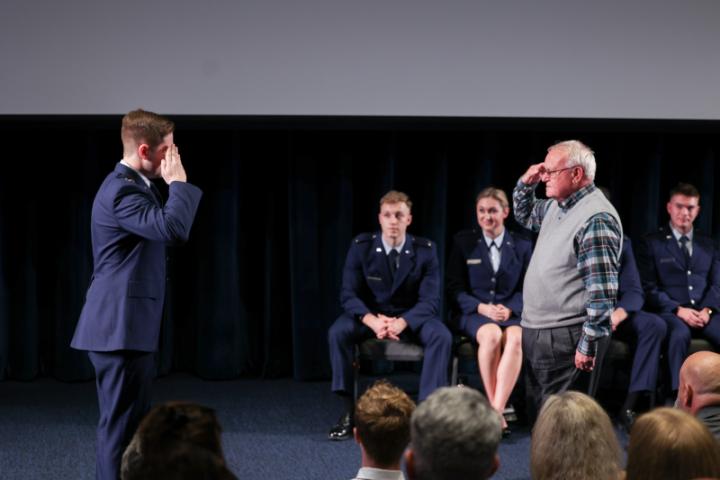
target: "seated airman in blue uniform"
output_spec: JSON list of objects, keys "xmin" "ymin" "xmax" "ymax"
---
[
  {"xmin": 327, "ymin": 190, "xmax": 451, "ymax": 440},
  {"xmin": 446, "ymin": 187, "xmax": 532, "ymax": 436},
  {"xmin": 637, "ymin": 183, "xmax": 720, "ymax": 397}
]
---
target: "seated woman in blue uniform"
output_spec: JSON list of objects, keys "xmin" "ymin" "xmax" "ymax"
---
[{"xmin": 446, "ymin": 187, "xmax": 533, "ymax": 433}]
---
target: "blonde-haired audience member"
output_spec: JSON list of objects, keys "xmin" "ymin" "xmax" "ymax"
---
[
  {"xmin": 626, "ymin": 407, "xmax": 720, "ymax": 480},
  {"xmin": 351, "ymin": 379, "xmax": 416, "ymax": 480},
  {"xmin": 530, "ymin": 391, "xmax": 622, "ymax": 480}
]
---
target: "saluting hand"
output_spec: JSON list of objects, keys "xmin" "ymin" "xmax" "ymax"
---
[
  {"xmin": 161, "ymin": 144, "xmax": 187, "ymax": 184},
  {"xmin": 520, "ymin": 163, "xmax": 545, "ymax": 185}
]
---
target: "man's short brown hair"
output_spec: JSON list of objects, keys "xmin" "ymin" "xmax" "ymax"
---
[
  {"xmin": 669, "ymin": 182, "xmax": 700, "ymax": 201},
  {"xmin": 355, "ymin": 380, "xmax": 416, "ymax": 467},
  {"xmin": 121, "ymin": 109, "xmax": 174, "ymax": 150},
  {"xmin": 380, "ymin": 190, "xmax": 412, "ymax": 211}
]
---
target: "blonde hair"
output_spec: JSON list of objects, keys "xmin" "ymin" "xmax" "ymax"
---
[
  {"xmin": 476, "ymin": 186, "xmax": 509, "ymax": 210},
  {"xmin": 626, "ymin": 407, "xmax": 720, "ymax": 480},
  {"xmin": 379, "ymin": 190, "xmax": 412, "ymax": 211},
  {"xmin": 531, "ymin": 391, "xmax": 621, "ymax": 480}
]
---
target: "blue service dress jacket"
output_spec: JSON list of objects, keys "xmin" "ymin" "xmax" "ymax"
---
[
  {"xmin": 637, "ymin": 226, "xmax": 720, "ymax": 314},
  {"xmin": 71, "ymin": 163, "xmax": 203, "ymax": 352},
  {"xmin": 446, "ymin": 228, "xmax": 532, "ymax": 321},
  {"xmin": 340, "ymin": 232, "xmax": 440, "ymax": 329}
]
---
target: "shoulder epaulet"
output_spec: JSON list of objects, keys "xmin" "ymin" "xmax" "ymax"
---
[
  {"xmin": 116, "ymin": 173, "xmax": 137, "ymax": 184},
  {"xmin": 412, "ymin": 236, "xmax": 434, "ymax": 248},
  {"xmin": 353, "ymin": 233, "xmax": 375, "ymax": 244}
]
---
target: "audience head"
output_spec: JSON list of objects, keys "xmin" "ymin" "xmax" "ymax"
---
[
  {"xmin": 542, "ymin": 140, "xmax": 595, "ymax": 201},
  {"xmin": 677, "ymin": 351, "xmax": 720, "ymax": 415},
  {"xmin": 405, "ymin": 386, "xmax": 501, "ymax": 480},
  {"xmin": 123, "ymin": 444, "xmax": 236, "ymax": 480},
  {"xmin": 667, "ymin": 182, "xmax": 700, "ymax": 234},
  {"xmin": 530, "ymin": 391, "xmax": 621, "ymax": 480},
  {"xmin": 475, "ymin": 187, "xmax": 509, "ymax": 238},
  {"xmin": 378, "ymin": 190, "xmax": 413, "ymax": 245},
  {"xmin": 121, "ymin": 401, "xmax": 228, "ymax": 480},
  {"xmin": 626, "ymin": 407, "xmax": 720, "ymax": 480},
  {"xmin": 354, "ymin": 379, "xmax": 416, "ymax": 469}
]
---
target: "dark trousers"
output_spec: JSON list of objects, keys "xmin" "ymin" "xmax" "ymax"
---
[
  {"xmin": 660, "ymin": 313, "xmax": 720, "ymax": 390},
  {"xmin": 614, "ymin": 310, "xmax": 667, "ymax": 393},
  {"xmin": 328, "ymin": 313, "xmax": 452, "ymax": 401},
  {"xmin": 88, "ymin": 351, "xmax": 155, "ymax": 480},
  {"xmin": 522, "ymin": 324, "xmax": 610, "ymax": 420}
]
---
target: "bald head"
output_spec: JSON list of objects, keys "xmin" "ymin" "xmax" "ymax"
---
[{"xmin": 678, "ymin": 351, "xmax": 720, "ymax": 414}]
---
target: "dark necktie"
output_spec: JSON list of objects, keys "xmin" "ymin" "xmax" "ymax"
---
[
  {"xmin": 680, "ymin": 235, "xmax": 691, "ymax": 267},
  {"xmin": 490, "ymin": 242, "xmax": 501, "ymax": 273},
  {"xmin": 388, "ymin": 250, "xmax": 399, "ymax": 276}
]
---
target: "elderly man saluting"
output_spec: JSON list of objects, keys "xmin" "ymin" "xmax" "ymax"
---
[{"xmin": 513, "ymin": 140, "xmax": 622, "ymax": 417}]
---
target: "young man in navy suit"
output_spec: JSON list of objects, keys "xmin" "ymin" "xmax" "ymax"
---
[
  {"xmin": 327, "ymin": 190, "xmax": 452, "ymax": 440},
  {"xmin": 71, "ymin": 109, "xmax": 203, "ymax": 479},
  {"xmin": 637, "ymin": 183, "xmax": 720, "ymax": 398}
]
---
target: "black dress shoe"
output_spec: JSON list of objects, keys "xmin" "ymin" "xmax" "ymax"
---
[
  {"xmin": 328, "ymin": 412, "xmax": 353, "ymax": 441},
  {"xmin": 619, "ymin": 409, "xmax": 637, "ymax": 432}
]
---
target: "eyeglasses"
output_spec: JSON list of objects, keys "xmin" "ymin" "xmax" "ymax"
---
[{"xmin": 540, "ymin": 166, "xmax": 576, "ymax": 179}]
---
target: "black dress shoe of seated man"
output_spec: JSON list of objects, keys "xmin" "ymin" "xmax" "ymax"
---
[{"xmin": 328, "ymin": 412, "xmax": 353, "ymax": 441}]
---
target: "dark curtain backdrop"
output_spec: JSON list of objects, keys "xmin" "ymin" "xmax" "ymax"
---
[{"xmin": 0, "ymin": 116, "xmax": 718, "ymax": 382}]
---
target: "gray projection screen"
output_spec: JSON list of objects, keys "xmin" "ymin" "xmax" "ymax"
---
[{"xmin": 1, "ymin": 0, "xmax": 719, "ymax": 118}]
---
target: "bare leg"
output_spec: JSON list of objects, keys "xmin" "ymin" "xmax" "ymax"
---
[
  {"xmin": 476, "ymin": 323, "xmax": 503, "ymax": 406},
  {"xmin": 492, "ymin": 326, "xmax": 523, "ymax": 426}
]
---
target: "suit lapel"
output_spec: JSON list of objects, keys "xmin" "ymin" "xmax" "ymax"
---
[
  {"xmin": 392, "ymin": 237, "xmax": 416, "ymax": 293},
  {"xmin": 497, "ymin": 233, "xmax": 518, "ymax": 278},
  {"xmin": 371, "ymin": 235, "xmax": 394, "ymax": 290},
  {"xmin": 472, "ymin": 234, "xmax": 494, "ymax": 276},
  {"xmin": 689, "ymin": 236, "xmax": 709, "ymax": 271}
]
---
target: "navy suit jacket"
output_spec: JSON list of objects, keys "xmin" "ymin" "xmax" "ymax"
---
[
  {"xmin": 446, "ymin": 228, "xmax": 532, "ymax": 317},
  {"xmin": 617, "ymin": 238, "xmax": 645, "ymax": 313},
  {"xmin": 71, "ymin": 163, "xmax": 202, "ymax": 352},
  {"xmin": 637, "ymin": 225, "xmax": 720, "ymax": 314},
  {"xmin": 340, "ymin": 233, "xmax": 440, "ymax": 331}
]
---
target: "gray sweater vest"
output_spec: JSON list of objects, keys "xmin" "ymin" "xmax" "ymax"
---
[{"xmin": 522, "ymin": 188, "xmax": 622, "ymax": 329}]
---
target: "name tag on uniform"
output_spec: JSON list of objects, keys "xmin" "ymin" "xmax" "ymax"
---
[
  {"xmin": 367, "ymin": 276, "xmax": 383, "ymax": 282},
  {"xmin": 467, "ymin": 259, "xmax": 482, "ymax": 265},
  {"xmin": 659, "ymin": 257, "xmax": 675, "ymax": 264}
]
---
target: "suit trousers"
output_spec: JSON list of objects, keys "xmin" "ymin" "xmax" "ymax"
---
[
  {"xmin": 328, "ymin": 313, "xmax": 451, "ymax": 401},
  {"xmin": 88, "ymin": 351, "xmax": 155, "ymax": 480},
  {"xmin": 522, "ymin": 324, "xmax": 610, "ymax": 421},
  {"xmin": 660, "ymin": 313, "xmax": 720, "ymax": 390},
  {"xmin": 613, "ymin": 311, "xmax": 667, "ymax": 393}
]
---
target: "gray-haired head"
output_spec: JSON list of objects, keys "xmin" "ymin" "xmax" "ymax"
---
[
  {"xmin": 548, "ymin": 140, "xmax": 596, "ymax": 181},
  {"xmin": 407, "ymin": 386, "xmax": 501, "ymax": 480}
]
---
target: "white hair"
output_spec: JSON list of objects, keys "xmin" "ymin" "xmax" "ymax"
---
[
  {"xmin": 549, "ymin": 140, "xmax": 596, "ymax": 181},
  {"xmin": 410, "ymin": 387, "xmax": 501, "ymax": 480}
]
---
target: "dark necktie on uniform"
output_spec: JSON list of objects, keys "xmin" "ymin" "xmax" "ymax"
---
[
  {"xmin": 680, "ymin": 235, "xmax": 691, "ymax": 267},
  {"xmin": 388, "ymin": 250, "xmax": 399, "ymax": 277},
  {"xmin": 490, "ymin": 242, "xmax": 501, "ymax": 273}
]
